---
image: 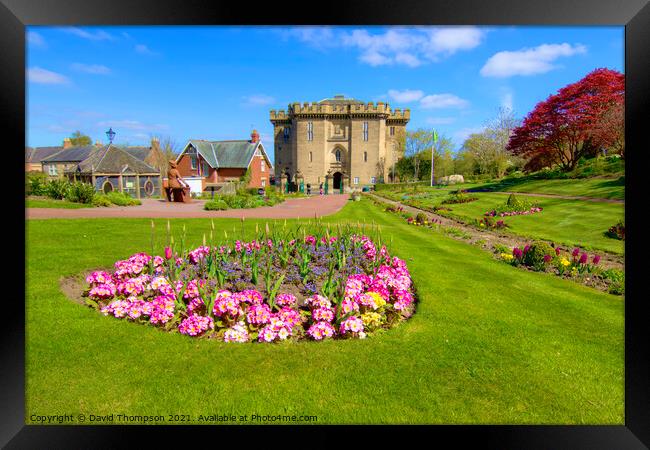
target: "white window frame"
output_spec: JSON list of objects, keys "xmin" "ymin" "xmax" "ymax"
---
[
  {"xmin": 335, "ymin": 149, "xmax": 341, "ymax": 162},
  {"xmin": 307, "ymin": 122, "xmax": 313, "ymax": 141},
  {"xmin": 48, "ymin": 165, "xmax": 57, "ymax": 176},
  {"xmin": 353, "ymin": 177, "xmax": 359, "ymax": 185},
  {"xmin": 261, "ymin": 179, "xmax": 266, "ymax": 187},
  {"xmin": 190, "ymin": 154, "xmax": 197, "ymax": 170},
  {"xmin": 261, "ymin": 158, "xmax": 265, "ymax": 172},
  {"xmin": 363, "ymin": 122, "xmax": 368, "ymax": 141},
  {"xmin": 371, "ymin": 176, "xmax": 376, "ymax": 184}
]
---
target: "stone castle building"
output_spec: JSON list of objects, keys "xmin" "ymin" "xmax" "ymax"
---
[{"xmin": 270, "ymin": 95, "xmax": 409, "ymax": 191}]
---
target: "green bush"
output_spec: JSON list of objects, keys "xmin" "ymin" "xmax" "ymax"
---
[
  {"xmin": 204, "ymin": 199, "xmax": 229, "ymax": 211},
  {"xmin": 92, "ymin": 195, "xmax": 113, "ymax": 207},
  {"xmin": 25, "ymin": 172, "xmax": 49, "ymax": 196},
  {"xmin": 106, "ymin": 191, "xmax": 141, "ymax": 206},
  {"xmin": 523, "ymin": 241, "xmax": 556, "ymax": 271},
  {"xmin": 415, "ymin": 212, "xmax": 428, "ymax": 225},
  {"xmin": 66, "ymin": 181, "xmax": 95, "ymax": 204},
  {"xmin": 601, "ymin": 269, "xmax": 625, "ymax": 295},
  {"xmin": 46, "ymin": 179, "xmax": 71, "ymax": 200}
]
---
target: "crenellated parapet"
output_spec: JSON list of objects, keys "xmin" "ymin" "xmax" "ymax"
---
[{"xmin": 271, "ymin": 101, "xmax": 411, "ymax": 123}]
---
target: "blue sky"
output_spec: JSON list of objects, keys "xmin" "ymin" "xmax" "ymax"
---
[{"xmin": 26, "ymin": 26, "xmax": 623, "ymax": 159}]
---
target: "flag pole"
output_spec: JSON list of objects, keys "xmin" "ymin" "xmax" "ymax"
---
[{"xmin": 431, "ymin": 129, "xmax": 438, "ymax": 187}]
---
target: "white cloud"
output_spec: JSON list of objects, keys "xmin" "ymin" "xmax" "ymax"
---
[
  {"xmin": 135, "ymin": 44, "xmax": 158, "ymax": 55},
  {"xmin": 242, "ymin": 94, "xmax": 276, "ymax": 106},
  {"xmin": 71, "ymin": 63, "xmax": 111, "ymax": 75},
  {"xmin": 387, "ymin": 89, "xmax": 424, "ymax": 103},
  {"xmin": 27, "ymin": 67, "xmax": 69, "ymax": 85},
  {"xmin": 425, "ymin": 117, "xmax": 456, "ymax": 125},
  {"xmin": 480, "ymin": 43, "xmax": 587, "ymax": 78},
  {"xmin": 425, "ymin": 27, "xmax": 485, "ymax": 57},
  {"xmin": 279, "ymin": 27, "xmax": 337, "ymax": 49},
  {"xmin": 27, "ymin": 31, "xmax": 46, "ymax": 48},
  {"xmin": 63, "ymin": 27, "xmax": 113, "ymax": 41},
  {"xmin": 97, "ymin": 120, "xmax": 168, "ymax": 132},
  {"xmin": 394, "ymin": 52, "xmax": 421, "ymax": 67},
  {"xmin": 420, "ymin": 93, "xmax": 469, "ymax": 109},
  {"xmin": 281, "ymin": 26, "xmax": 485, "ymax": 68}
]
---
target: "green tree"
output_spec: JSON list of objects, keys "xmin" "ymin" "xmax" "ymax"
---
[{"xmin": 69, "ymin": 131, "xmax": 92, "ymax": 146}]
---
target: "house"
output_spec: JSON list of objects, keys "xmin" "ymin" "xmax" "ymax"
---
[
  {"xmin": 40, "ymin": 137, "xmax": 167, "ymax": 180},
  {"xmin": 175, "ymin": 130, "xmax": 273, "ymax": 194},
  {"xmin": 64, "ymin": 144, "xmax": 162, "ymax": 199},
  {"xmin": 41, "ymin": 144, "xmax": 97, "ymax": 179},
  {"xmin": 25, "ymin": 145, "xmax": 66, "ymax": 172}
]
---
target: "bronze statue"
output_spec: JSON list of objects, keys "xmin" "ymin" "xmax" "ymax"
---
[{"xmin": 166, "ymin": 160, "xmax": 189, "ymax": 202}]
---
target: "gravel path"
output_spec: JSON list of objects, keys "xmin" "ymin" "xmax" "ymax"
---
[{"xmin": 26, "ymin": 195, "xmax": 349, "ymax": 220}]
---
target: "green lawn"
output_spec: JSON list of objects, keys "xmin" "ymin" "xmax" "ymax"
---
[
  {"xmin": 26, "ymin": 197, "xmax": 93, "ymax": 209},
  {"xmin": 378, "ymin": 189, "xmax": 624, "ymax": 255},
  {"xmin": 26, "ymin": 198, "xmax": 623, "ymax": 424},
  {"xmin": 472, "ymin": 177, "xmax": 625, "ymax": 200}
]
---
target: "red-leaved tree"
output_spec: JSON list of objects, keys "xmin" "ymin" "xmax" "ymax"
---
[{"xmin": 508, "ymin": 68, "xmax": 625, "ymax": 171}]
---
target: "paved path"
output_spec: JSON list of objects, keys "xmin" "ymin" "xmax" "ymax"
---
[
  {"xmin": 26, "ymin": 195, "xmax": 349, "ymax": 220},
  {"xmin": 468, "ymin": 190, "xmax": 624, "ymax": 204}
]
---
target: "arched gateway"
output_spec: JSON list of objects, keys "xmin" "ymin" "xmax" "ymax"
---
[{"xmin": 333, "ymin": 171, "xmax": 342, "ymax": 190}]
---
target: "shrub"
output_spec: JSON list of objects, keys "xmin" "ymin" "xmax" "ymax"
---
[
  {"xmin": 106, "ymin": 191, "xmax": 141, "ymax": 206},
  {"xmin": 25, "ymin": 172, "xmax": 49, "ymax": 196},
  {"xmin": 522, "ymin": 241, "xmax": 556, "ymax": 271},
  {"xmin": 605, "ymin": 221, "xmax": 625, "ymax": 240},
  {"xmin": 46, "ymin": 179, "xmax": 71, "ymax": 200},
  {"xmin": 92, "ymin": 195, "xmax": 113, "ymax": 207},
  {"xmin": 442, "ymin": 190, "xmax": 478, "ymax": 205},
  {"xmin": 415, "ymin": 212, "xmax": 428, "ymax": 225},
  {"xmin": 486, "ymin": 194, "xmax": 541, "ymax": 217},
  {"xmin": 601, "ymin": 269, "xmax": 625, "ymax": 295},
  {"xmin": 66, "ymin": 181, "xmax": 95, "ymax": 204},
  {"xmin": 204, "ymin": 199, "xmax": 229, "ymax": 210}
]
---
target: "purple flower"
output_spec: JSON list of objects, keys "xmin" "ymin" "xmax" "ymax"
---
[
  {"xmin": 523, "ymin": 245, "xmax": 530, "ymax": 254},
  {"xmin": 543, "ymin": 254, "xmax": 552, "ymax": 264},
  {"xmin": 579, "ymin": 253, "xmax": 588, "ymax": 264},
  {"xmin": 592, "ymin": 255, "xmax": 601, "ymax": 265},
  {"xmin": 164, "ymin": 246, "xmax": 172, "ymax": 260},
  {"xmin": 572, "ymin": 248, "xmax": 580, "ymax": 258},
  {"xmin": 555, "ymin": 247, "xmax": 561, "ymax": 256},
  {"xmin": 512, "ymin": 248, "xmax": 523, "ymax": 259}
]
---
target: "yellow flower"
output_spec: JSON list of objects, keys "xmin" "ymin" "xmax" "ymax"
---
[
  {"xmin": 479, "ymin": 222, "xmax": 485, "ymax": 227},
  {"xmin": 367, "ymin": 292, "xmax": 386, "ymax": 308},
  {"xmin": 560, "ymin": 258, "xmax": 570, "ymax": 267},
  {"xmin": 501, "ymin": 253, "xmax": 513, "ymax": 261},
  {"xmin": 361, "ymin": 312, "xmax": 383, "ymax": 328}
]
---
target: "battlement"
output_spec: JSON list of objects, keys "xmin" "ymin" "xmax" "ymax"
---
[{"xmin": 271, "ymin": 101, "xmax": 411, "ymax": 121}]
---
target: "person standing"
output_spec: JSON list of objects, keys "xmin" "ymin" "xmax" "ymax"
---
[{"xmin": 319, "ymin": 183, "xmax": 324, "ymax": 196}]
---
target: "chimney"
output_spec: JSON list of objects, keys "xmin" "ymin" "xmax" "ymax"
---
[
  {"xmin": 63, "ymin": 138, "xmax": 72, "ymax": 149},
  {"xmin": 250, "ymin": 129, "xmax": 260, "ymax": 143}
]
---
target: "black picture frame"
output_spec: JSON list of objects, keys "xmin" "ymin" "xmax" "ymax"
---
[{"xmin": 6, "ymin": 0, "xmax": 648, "ymax": 447}]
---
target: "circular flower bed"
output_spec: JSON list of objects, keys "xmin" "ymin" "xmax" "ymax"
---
[{"xmin": 82, "ymin": 231, "xmax": 416, "ymax": 342}]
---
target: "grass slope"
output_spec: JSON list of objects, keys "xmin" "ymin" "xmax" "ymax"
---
[
  {"xmin": 472, "ymin": 177, "xmax": 624, "ymax": 200},
  {"xmin": 26, "ymin": 199, "xmax": 623, "ymax": 424},
  {"xmin": 380, "ymin": 189, "xmax": 624, "ymax": 254}
]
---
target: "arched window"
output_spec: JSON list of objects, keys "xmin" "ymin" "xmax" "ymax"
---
[{"xmin": 335, "ymin": 149, "xmax": 341, "ymax": 162}]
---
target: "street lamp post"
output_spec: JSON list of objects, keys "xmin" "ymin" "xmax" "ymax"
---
[{"xmin": 106, "ymin": 127, "xmax": 116, "ymax": 144}]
